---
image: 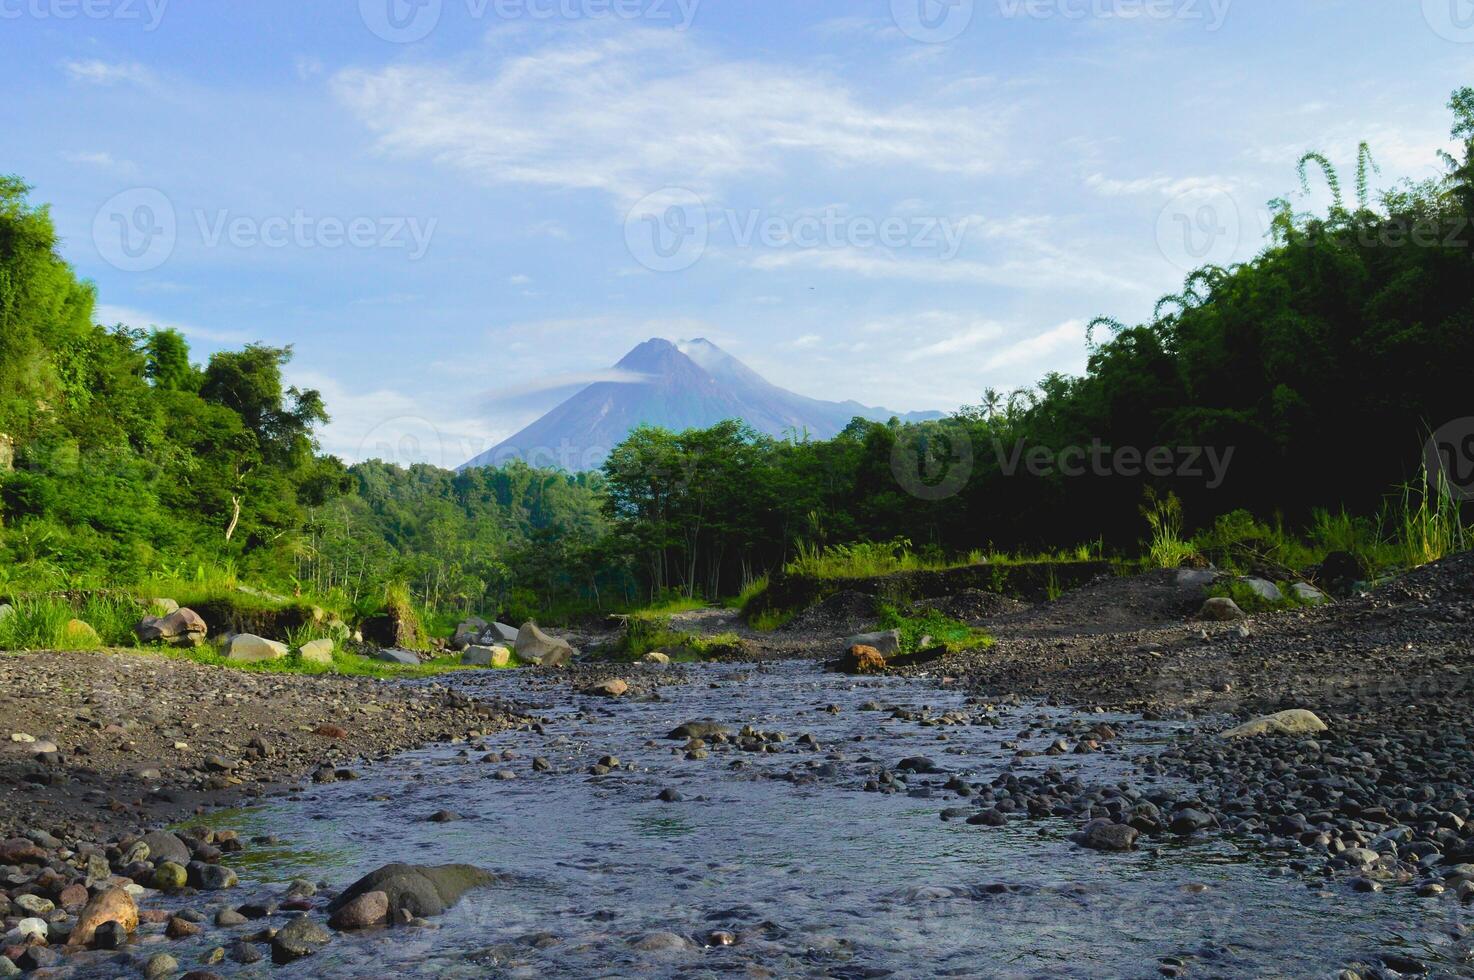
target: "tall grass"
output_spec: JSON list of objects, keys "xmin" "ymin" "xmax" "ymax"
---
[
  {"xmin": 0, "ymin": 595, "xmax": 143, "ymax": 650},
  {"xmin": 1140, "ymin": 489, "xmax": 1198, "ymax": 569},
  {"xmin": 1396, "ymin": 467, "xmax": 1470, "ymax": 567}
]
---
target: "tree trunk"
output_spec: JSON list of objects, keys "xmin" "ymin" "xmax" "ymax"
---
[{"xmin": 225, "ymin": 494, "xmax": 242, "ymax": 542}]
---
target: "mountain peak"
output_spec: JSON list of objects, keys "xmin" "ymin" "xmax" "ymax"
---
[{"xmin": 462, "ymin": 338, "xmax": 941, "ymax": 471}]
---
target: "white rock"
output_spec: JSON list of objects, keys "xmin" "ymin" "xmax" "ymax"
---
[
  {"xmin": 9, "ymin": 732, "xmax": 35, "ymax": 743},
  {"xmin": 224, "ymin": 633, "xmax": 289, "ymax": 663},
  {"xmin": 843, "ymin": 630, "xmax": 902, "ymax": 657},
  {"xmin": 298, "ymin": 638, "xmax": 335, "ymax": 665},
  {"xmin": 1223, "ymin": 709, "xmax": 1328, "ymax": 738},
  {"xmin": 5, "ymin": 918, "xmax": 47, "ymax": 944},
  {"xmin": 642, "ymin": 652, "xmax": 671, "ymax": 665},
  {"xmin": 1291, "ymin": 582, "xmax": 1330, "ymax": 605}
]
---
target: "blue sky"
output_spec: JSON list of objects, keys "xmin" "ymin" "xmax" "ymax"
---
[{"xmin": 3, "ymin": 0, "xmax": 1470, "ymax": 467}]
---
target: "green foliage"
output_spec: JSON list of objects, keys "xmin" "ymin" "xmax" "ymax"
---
[
  {"xmin": 616, "ymin": 610, "xmax": 743, "ymax": 662},
  {"xmin": 0, "ymin": 594, "xmax": 142, "ymax": 650},
  {"xmin": 873, "ymin": 604, "xmax": 994, "ymax": 655},
  {"xmin": 1140, "ymin": 489, "xmax": 1197, "ymax": 569},
  {"xmin": 1207, "ymin": 579, "xmax": 1312, "ymax": 615},
  {"xmin": 1396, "ymin": 465, "xmax": 1471, "ymax": 568}
]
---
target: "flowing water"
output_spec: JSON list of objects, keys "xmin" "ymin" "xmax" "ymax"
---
[{"xmin": 155, "ymin": 662, "xmax": 1467, "ymax": 978}]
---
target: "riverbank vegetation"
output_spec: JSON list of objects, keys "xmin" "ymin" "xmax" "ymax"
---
[{"xmin": 1, "ymin": 89, "xmax": 1470, "ymax": 640}]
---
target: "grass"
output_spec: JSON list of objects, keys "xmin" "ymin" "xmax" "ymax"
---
[
  {"xmin": 1396, "ymin": 468, "xmax": 1470, "ymax": 568},
  {"xmin": 615, "ymin": 610, "xmax": 745, "ymax": 662},
  {"xmin": 873, "ymin": 604, "xmax": 995, "ymax": 655},
  {"xmin": 1141, "ymin": 489, "xmax": 1198, "ymax": 569},
  {"xmin": 748, "ymin": 607, "xmax": 794, "ymax": 632},
  {"xmin": 0, "ymin": 595, "xmax": 145, "ymax": 650},
  {"xmin": 783, "ymin": 538, "xmax": 1106, "ymax": 581},
  {"xmin": 161, "ymin": 645, "xmax": 472, "ymax": 679}
]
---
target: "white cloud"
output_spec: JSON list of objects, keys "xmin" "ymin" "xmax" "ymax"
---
[
  {"xmin": 62, "ymin": 59, "xmax": 154, "ymax": 86},
  {"xmin": 331, "ymin": 30, "xmax": 1005, "ymax": 205},
  {"xmin": 979, "ymin": 319, "xmax": 1088, "ymax": 372},
  {"xmin": 1085, "ymin": 173, "xmax": 1237, "ymax": 198}
]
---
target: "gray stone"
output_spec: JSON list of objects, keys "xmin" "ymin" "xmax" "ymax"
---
[
  {"xmin": 487, "ymin": 621, "xmax": 520, "ymax": 644},
  {"xmin": 326, "ymin": 863, "xmax": 496, "ymax": 921},
  {"xmin": 143, "ymin": 954, "xmax": 178, "ymax": 979},
  {"xmin": 1198, "ymin": 597, "xmax": 1246, "ymax": 621},
  {"xmin": 271, "ymin": 915, "xmax": 332, "ymax": 963},
  {"xmin": 515, "ymin": 622, "xmax": 575, "ymax": 667},
  {"xmin": 1291, "ymin": 582, "xmax": 1330, "ymax": 605},
  {"xmin": 225, "ymin": 633, "xmax": 289, "ymax": 663},
  {"xmin": 1077, "ymin": 820, "xmax": 1139, "ymax": 852},
  {"xmin": 843, "ymin": 629, "xmax": 902, "ymax": 657},
  {"xmin": 1176, "ymin": 568, "xmax": 1221, "ymax": 588},
  {"xmin": 136, "ymin": 608, "xmax": 208, "ymax": 647},
  {"xmin": 1241, "ymin": 577, "xmax": 1284, "ymax": 603},
  {"xmin": 373, "ymin": 649, "xmax": 421, "ymax": 666},
  {"xmin": 140, "ymin": 830, "xmax": 191, "ymax": 865}
]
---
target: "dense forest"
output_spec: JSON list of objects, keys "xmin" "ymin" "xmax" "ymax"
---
[{"xmin": 1, "ymin": 89, "xmax": 1470, "ymax": 620}]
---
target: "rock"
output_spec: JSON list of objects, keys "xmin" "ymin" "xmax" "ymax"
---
[
  {"xmin": 373, "ymin": 649, "xmax": 420, "ymax": 666},
  {"xmin": 136, "ymin": 608, "xmax": 209, "ymax": 647},
  {"xmin": 167, "ymin": 916, "xmax": 203, "ymax": 939},
  {"xmin": 1198, "ymin": 597, "xmax": 1246, "ymax": 621},
  {"xmin": 1317, "ymin": 550, "xmax": 1366, "ymax": 597},
  {"xmin": 631, "ymin": 931, "xmax": 692, "ymax": 953},
  {"xmin": 515, "ymin": 622, "xmax": 575, "ymax": 667},
  {"xmin": 13, "ymin": 948, "xmax": 59, "ymax": 972},
  {"xmin": 485, "ymin": 622, "xmax": 519, "ymax": 644},
  {"xmin": 298, "ymin": 638, "xmax": 335, "ymax": 665},
  {"xmin": 450, "ymin": 617, "xmax": 488, "ymax": 651},
  {"xmin": 216, "ymin": 908, "xmax": 248, "ymax": 927},
  {"xmin": 1291, "ymin": 582, "xmax": 1330, "ymax": 605},
  {"xmin": 326, "ymin": 864, "xmax": 496, "ymax": 921},
  {"xmin": 152, "ymin": 860, "xmax": 189, "ymax": 891},
  {"xmin": 460, "ymin": 645, "xmax": 511, "ymax": 668},
  {"xmin": 228, "ymin": 939, "xmax": 264, "ymax": 964},
  {"xmin": 1176, "ymin": 568, "xmax": 1221, "ymax": 588},
  {"xmin": 7, "ymin": 917, "xmax": 47, "ymax": 944},
  {"xmin": 224, "ymin": 633, "xmax": 289, "ymax": 663},
  {"xmin": 1241, "ymin": 577, "xmax": 1284, "ymax": 603},
  {"xmin": 271, "ymin": 915, "xmax": 332, "ymax": 963},
  {"xmin": 667, "ymin": 721, "xmax": 728, "ymax": 740},
  {"xmin": 63, "ymin": 618, "xmax": 101, "ymax": 646},
  {"xmin": 144, "ymin": 953, "xmax": 178, "ymax": 979},
  {"xmin": 1076, "ymin": 820, "xmax": 1139, "ymax": 852},
  {"xmin": 150, "ymin": 597, "xmax": 180, "ymax": 616},
  {"xmin": 0, "ymin": 603, "xmax": 12, "ymax": 622},
  {"xmin": 1223, "ymin": 709, "xmax": 1328, "ymax": 738},
  {"xmin": 642, "ymin": 652, "xmax": 671, "ymax": 665},
  {"xmin": 844, "ymin": 629, "xmax": 902, "ymax": 656},
  {"xmin": 196, "ymin": 863, "xmax": 239, "ymax": 890},
  {"xmin": 583, "ymin": 678, "xmax": 629, "ymax": 697},
  {"xmin": 141, "ymin": 830, "xmax": 192, "ymax": 865},
  {"xmin": 93, "ymin": 919, "xmax": 129, "ymax": 950},
  {"xmin": 328, "ymin": 890, "xmax": 390, "ymax": 930},
  {"xmin": 835, "ymin": 644, "xmax": 888, "ymax": 675},
  {"xmin": 13, "ymin": 894, "xmax": 53, "ymax": 915}
]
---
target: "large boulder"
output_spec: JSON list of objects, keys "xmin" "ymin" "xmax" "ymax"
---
[
  {"xmin": 460, "ymin": 645, "xmax": 511, "ymax": 668},
  {"xmin": 67, "ymin": 888, "xmax": 138, "ymax": 947},
  {"xmin": 486, "ymin": 622, "xmax": 519, "ymax": 644},
  {"xmin": 136, "ymin": 608, "xmax": 208, "ymax": 647},
  {"xmin": 1074, "ymin": 819, "xmax": 1139, "ymax": 852},
  {"xmin": 834, "ymin": 644, "xmax": 888, "ymax": 675},
  {"xmin": 326, "ymin": 864, "xmax": 495, "ymax": 924},
  {"xmin": 225, "ymin": 634, "xmax": 289, "ymax": 663},
  {"xmin": 298, "ymin": 638, "xmax": 335, "ymax": 665},
  {"xmin": 1198, "ymin": 597, "xmax": 1246, "ymax": 621},
  {"xmin": 1223, "ymin": 709, "xmax": 1328, "ymax": 738},
  {"xmin": 515, "ymin": 622, "xmax": 575, "ymax": 667},
  {"xmin": 843, "ymin": 629, "xmax": 901, "ymax": 657}
]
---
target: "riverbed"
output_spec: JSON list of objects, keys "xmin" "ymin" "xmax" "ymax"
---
[{"xmin": 144, "ymin": 661, "xmax": 1472, "ymax": 978}]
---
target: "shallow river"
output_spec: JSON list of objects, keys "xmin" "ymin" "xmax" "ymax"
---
[{"xmin": 177, "ymin": 662, "xmax": 1466, "ymax": 978}]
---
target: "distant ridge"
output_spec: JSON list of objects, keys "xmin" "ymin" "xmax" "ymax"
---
[{"xmin": 461, "ymin": 338, "xmax": 942, "ymax": 471}]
